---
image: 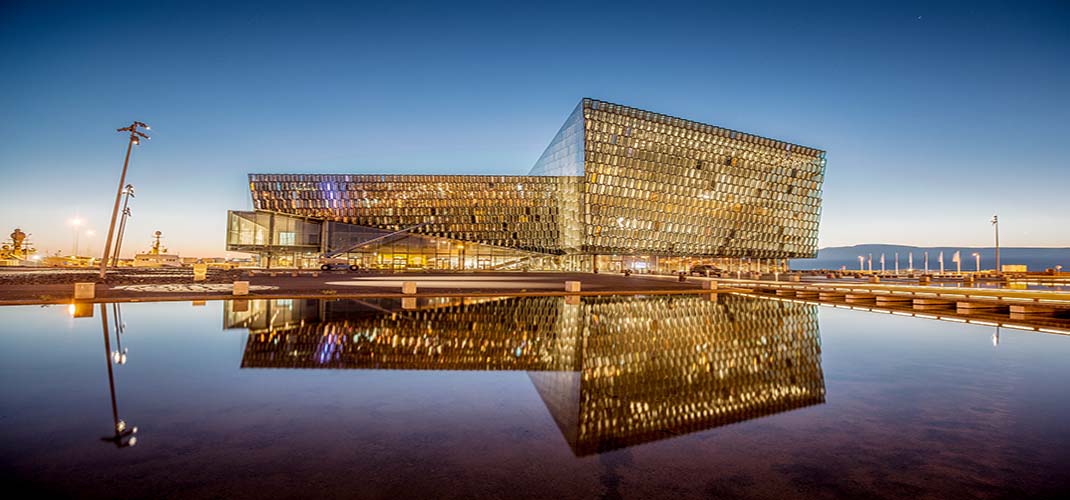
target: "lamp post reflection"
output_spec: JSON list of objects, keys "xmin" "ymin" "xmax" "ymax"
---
[
  {"xmin": 111, "ymin": 303, "xmax": 128, "ymax": 365},
  {"xmin": 100, "ymin": 304, "xmax": 137, "ymax": 448}
]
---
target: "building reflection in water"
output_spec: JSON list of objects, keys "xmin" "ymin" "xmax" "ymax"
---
[{"xmin": 225, "ymin": 294, "xmax": 825, "ymax": 456}]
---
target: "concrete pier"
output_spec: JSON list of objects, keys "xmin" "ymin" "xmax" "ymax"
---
[
  {"xmin": 875, "ymin": 295, "xmax": 913, "ymax": 305},
  {"xmin": 1009, "ymin": 304, "xmax": 1057, "ymax": 315},
  {"xmin": 956, "ymin": 301, "xmax": 1004, "ymax": 312},
  {"xmin": 845, "ymin": 293, "xmax": 875, "ymax": 303},
  {"xmin": 913, "ymin": 298, "xmax": 953, "ymax": 309}
]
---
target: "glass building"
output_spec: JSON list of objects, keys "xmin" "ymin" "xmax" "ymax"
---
[{"xmin": 226, "ymin": 98, "xmax": 826, "ymax": 271}]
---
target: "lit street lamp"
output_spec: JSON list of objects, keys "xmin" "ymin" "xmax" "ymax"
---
[{"xmin": 100, "ymin": 122, "xmax": 149, "ymax": 279}]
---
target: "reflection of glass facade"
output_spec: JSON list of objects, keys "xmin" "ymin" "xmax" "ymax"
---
[
  {"xmin": 227, "ymin": 98, "xmax": 825, "ymax": 269},
  {"xmin": 226, "ymin": 294, "xmax": 825, "ymax": 455}
]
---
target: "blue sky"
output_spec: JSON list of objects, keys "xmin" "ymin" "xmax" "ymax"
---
[{"xmin": 1, "ymin": 0, "xmax": 1067, "ymax": 257}]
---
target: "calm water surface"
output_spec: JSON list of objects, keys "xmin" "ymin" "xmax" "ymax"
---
[{"xmin": 1, "ymin": 295, "xmax": 1068, "ymax": 499}]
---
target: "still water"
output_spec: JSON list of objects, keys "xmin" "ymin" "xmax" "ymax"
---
[{"xmin": 1, "ymin": 294, "xmax": 1068, "ymax": 499}]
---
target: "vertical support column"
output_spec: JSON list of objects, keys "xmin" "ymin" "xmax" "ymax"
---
[{"xmin": 320, "ymin": 220, "xmax": 329, "ymax": 256}]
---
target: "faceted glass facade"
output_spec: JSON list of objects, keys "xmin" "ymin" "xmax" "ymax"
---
[
  {"xmin": 229, "ymin": 98, "xmax": 826, "ymax": 269},
  {"xmin": 567, "ymin": 99, "xmax": 825, "ymax": 258},
  {"xmin": 248, "ymin": 174, "xmax": 583, "ymax": 255},
  {"xmin": 226, "ymin": 294, "xmax": 825, "ymax": 455}
]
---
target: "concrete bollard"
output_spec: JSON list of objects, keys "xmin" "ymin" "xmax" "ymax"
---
[
  {"xmin": 193, "ymin": 263, "xmax": 208, "ymax": 281},
  {"xmin": 565, "ymin": 281, "xmax": 581, "ymax": 293},
  {"xmin": 702, "ymin": 280, "xmax": 718, "ymax": 290},
  {"xmin": 789, "ymin": 275, "xmax": 801, "ymax": 282},
  {"xmin": 402, "ymin": 281, "xmax": 417, "ymax": 294},
  {"xmin": 74, "ymin": 282, "xmax": 95, "ymax": 300},
  {"xmin": 233, "ymin": 281, "xmax": 250, "ymax": 296},
  {"xmin": 868, "ymin": 276, "xmax": 881, "ymax": 284},
  {"xmin": 402, "ymin": 297, "xmax": 416, "ymax": 310}
]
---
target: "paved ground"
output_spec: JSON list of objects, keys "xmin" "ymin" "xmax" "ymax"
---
[{"xmin": 0, "ymin": 268, "xmax": 711, "ymax": 305}]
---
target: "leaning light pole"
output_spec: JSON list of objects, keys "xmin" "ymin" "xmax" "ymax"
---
[
  {"xmin": 991, "ymin": 215, "xmax": 1000, "ymax": 274},
  {"xmin": 111, "ymin": 185, "xmax": 135, "ymax": 267},
  {"xmin": 99, "ymin": 123, "xmax": 149, "ymax": 279}
]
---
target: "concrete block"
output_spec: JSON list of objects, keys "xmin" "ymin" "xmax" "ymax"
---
[
  {"xmin": 193, "ymin": 263, "xmax": 208, "ymax": 281},
  {"xmin": 565, "ymin": 295, "xmax": 580, "ymax": 305},
  {"xmin": 565, "ymin": 281, "xmax": 581, "ymax": 293},
  {"xmin": 913, "ymin": 298, "xmax": 952, "ymax": 309},
  {"xmin": 789, "ymin": 275, "xmax": 801, "ymax": 282},
  {"xmin": 231, "ymin": 299, "xmax": 248, "ymax": 312},
  {"xmin": 74, "ymin": 282, "xmax": 95, "ymax": 300},
  {"xmin": 1009, "ymin": 304, "xmax": 1056, "ymax": 315},
  {"xmin": 402, "ymin": 281, "xmax": 417, "ymax": 294},
  {"xmin": 233, "ymin": 281, "xmax": 250, "ymax": 296},
  {"xmin": 703, "ymin": 280, "xmax": 718, "ymax": 290},
  {"xmin": 402, "ymin": 297, "xmax": 416, "ymax": 310},
  {"xmin": 913, "ymin": 298, "xmax": 952, "ymax": 306},
  {"xmin": 875, "ymin": 295, "xmax": 912, "ymax": 304},
  {"xmin": 956, "ymin": 301, "xmax": 1003, "ymax": 311},
  {"xmin": 868, "ymin": 276, "xmax": 881, "ymax": 283},
  {"xmin": 71, "ymin": 303, "xmax": 94, "ymax": 318}
]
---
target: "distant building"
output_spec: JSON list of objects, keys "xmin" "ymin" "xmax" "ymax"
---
[{"xmin": 226, "ymin": 98, "xmax": 826, "ymax": 271}]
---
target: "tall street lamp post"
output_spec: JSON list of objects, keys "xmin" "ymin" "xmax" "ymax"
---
[
  {"xmin": 111, "ymin": 185, "xmax": 135, "ymax": 267},
  {"xmin": 973, "ymin": 252, "xmax": 981, "ymax": 273},
  {"xmin": 69, "ymin": 217, "xmax": 82, "ymax": 257},
  {"xmin": 991, "ymin": 215, "xmax": 1000, "ymax": 274},
  {"xmin": 85, "ymin": 229, "xmax": 95, "ymax": 257},
  {"xmin": 100, "ymin": 122, "xmax": 149, "ymax": 279}
]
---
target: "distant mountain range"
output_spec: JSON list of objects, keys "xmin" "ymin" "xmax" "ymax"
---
[{"xmin": 790, "ymin": 245, "xmax": 1070, "ymax": 272}]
